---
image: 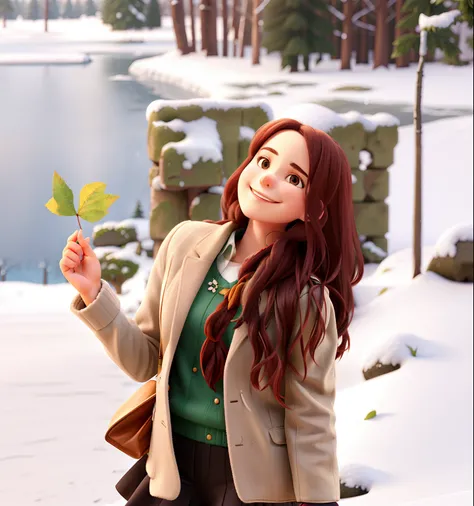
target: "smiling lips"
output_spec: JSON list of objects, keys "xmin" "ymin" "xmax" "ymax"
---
[{"xmin": 250, "ymin": 186, "xmax": 280, "ymax": 203}]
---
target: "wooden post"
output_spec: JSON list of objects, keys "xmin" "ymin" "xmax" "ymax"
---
[
  {"xmin": 171, "ymin": 0, "xmax": 190, "ymax": 54},
  {"xmin": 200, "ymin": 0, "xmax": 209, "ymax": 52},
  {"xmin": 232, "ymin": 0, "xmax": 239, "ymax": 56},
  {"xmin": 252, "ymin": 0, "xmax": 260, "ymax": 64},
  {"xmin": 395, "ymin": 0, "xmax": 410, "ymax": 67},
  {"xmin": 44, "ymin": 0, "xmax": 49, "ymax": 33},
  {"xmin": 189, "ymin": 0, "xmax": 196, "ymax": 52},
  {"xmin": 357, "ymin": 16, "xmax": 369, "ymax": 64},
  {"xmin": 207, "ymin": 0, "xmax": 218, "ymax": 55},
  {"xmin": 413, "ymin": 42, "xmax": 424, "ymax": 277},
  {"xmin": 238, "ymin": 0, "xmax": 249, "ymax": 57},
  {"xmin": 373, "ymin": 0, "xmax": 389, "ymax": 68},
  {"xmin": 222, "ymin": 0, "xmax": 228, "ymax": 56},
  {"xmin": 340, "ymin": 0, "xmax": 353, "ymax": 69}
]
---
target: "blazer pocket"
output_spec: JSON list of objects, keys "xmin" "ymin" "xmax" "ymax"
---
[{"xmin": 268, "ymin": 426, "xmax": 287, "ymax": 445}]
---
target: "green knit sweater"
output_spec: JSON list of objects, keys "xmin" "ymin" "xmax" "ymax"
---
[{"xmin": 169, "ymin": 257, "xmax": 242, "ymax": 447}]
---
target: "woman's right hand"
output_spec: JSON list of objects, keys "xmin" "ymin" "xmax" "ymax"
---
[{"xmin": 60, "ymin": 229, "xmax": 102, "ymax": 303}]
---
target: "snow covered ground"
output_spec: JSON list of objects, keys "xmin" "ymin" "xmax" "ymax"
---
[{"xmin": 129, "ymin": 50, "xmax": 474, "ymax": 114}]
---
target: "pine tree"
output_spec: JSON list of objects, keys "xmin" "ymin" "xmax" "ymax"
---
[
  {"xmin": 456, "ymin": 0, "xmax": 473, "ymax": 27},
  {"xmin": 145, "ymin": 0, "xmax": 160, "ymax": 28},
  {"xmin": 132, "ymin": 200, "xmax": 144, "ymax": 218},
  {"xmin": 72, "ymin": 0, "xmax": 83, "ymax": 17},
  {"xmin": 262, "ymin": 0, "xmax": 333, "ymax": 72},
  {"xmin": 26, "ymin": 0, "xmax": 39, "ymax": 19},
  {"xmin": 85, "ymin": 0, "xmax": 96, "ymax": 15},
  {"xmin": 392, "ymin": 0, "xmax": 460, "ymax": 63},
  {"xmin": 48, "ymin": 0, "xmax": 60, "ymax": 19},
  {"xmin": 102, "ymin": 0, "xmax": 146, "ymax": 30},
  {"xmin": 62, "ymin": 0, "xmax": 74, "ymax": 17}
]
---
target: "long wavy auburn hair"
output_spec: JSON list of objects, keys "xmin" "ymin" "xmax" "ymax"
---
[{"xmin": 199, "ymin": 118, "xmax": 364, "ymax": 406}]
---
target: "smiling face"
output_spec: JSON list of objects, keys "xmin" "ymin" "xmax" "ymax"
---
[{"xmin": 237, "ymin": 129, "xmax": 310, "ymax": 228}]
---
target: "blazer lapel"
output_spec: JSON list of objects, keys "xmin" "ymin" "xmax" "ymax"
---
[{"xmin": 166, "ymin": 221, "xmax": 238, "ymax": 356}]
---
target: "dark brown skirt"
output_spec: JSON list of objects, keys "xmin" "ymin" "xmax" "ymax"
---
[{"xmin": 115, "ymin": 432, "xmax": 299, "ymax": 506}]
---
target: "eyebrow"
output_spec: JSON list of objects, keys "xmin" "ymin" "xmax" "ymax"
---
[{"xmin": 260, "ymin": 146, "xmax": 309, "ymax": 179}]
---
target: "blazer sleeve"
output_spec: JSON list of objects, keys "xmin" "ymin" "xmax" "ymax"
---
[
  {"xmin": 284, "ymin": 286, "xmax": 340, "ymax": 503},
  {"xmin": 69, "ymin": 220, "xmax": 189, "ymax": 382}
]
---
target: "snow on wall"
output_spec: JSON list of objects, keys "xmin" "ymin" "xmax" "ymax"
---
[
  {"xmin": 152, "ymin": 117, "xmax": 223, "ymax": 166},
  {"xmin": 433, "ymin": 222, "xmax": 473, "ymax": 257},
  {"xmin": 93, "ymin": 218, "xmax": 150, "ymax": 242},
  {"xmin": 280, "ymin": 103, "xmax": 400, "ymax": 133},
  {"xmin": 239, "ymin": 125, "xmax": 255, "ymax": 140},
  {"xmin": 146, "ymin": 98, "xmax": 273, "ymax": 122}
]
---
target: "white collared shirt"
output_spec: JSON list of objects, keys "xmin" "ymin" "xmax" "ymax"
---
[{"xmin": 216, "ymin": 230, "xmax": 241, "ymax": 283}]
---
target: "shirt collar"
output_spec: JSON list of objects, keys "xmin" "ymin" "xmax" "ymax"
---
[{"xmin": 216, "ymin": 227, "xmax": 245, "ymax": 272}]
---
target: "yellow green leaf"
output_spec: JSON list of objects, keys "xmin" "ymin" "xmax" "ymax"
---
[
  {"xmin": 44, "ymin": 197, "xmax": 61, "ymax": 216},
  {"xmin": 78, "ymin": 182, "xmax": 107, "ymax": 212},
  {"xmin": 78, "ymin": 193, "xmax": 120, "ymax": 223},
  {"xmin": 365, "ymin": 410, "xmax": 377, "ymax": 420},
  {"xmin": 51, "ymin": 171, "xmax": 76, "ymax": 216}
]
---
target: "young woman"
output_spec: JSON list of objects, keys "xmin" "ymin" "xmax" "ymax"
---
[{"xmin": 61, "ymin": 118, "xmax": 364, "ymax": 506}]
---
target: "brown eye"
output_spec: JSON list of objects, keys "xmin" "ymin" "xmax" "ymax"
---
[
  {"xmin": 287, "ymin": 174, "xmax": 304, "ymax": 188},
  {"xmin": 257, "ymin": 156, "xmax": 270, "ymax": 169}
]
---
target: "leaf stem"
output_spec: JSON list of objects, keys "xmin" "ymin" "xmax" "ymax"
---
[{"xmin": 76, "ymin": 214, "xmax": 82, "ymax": 230}]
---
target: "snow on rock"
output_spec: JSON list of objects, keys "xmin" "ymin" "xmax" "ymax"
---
[
  {"xmin": 279, "ymin": 103, "xmax": 399, "ymax": 133},
  {"xmin": 419, "ymin": 9, "xmax": 461, "ymax": 30},
  {"xmin": 152, "ymin": 175, "xmax": 166, "ymax": 190},
  {"xmin": 152, "ymin": 117, "xmax": 223, "ymax": 165},
  {"xmin": 93, "ymin": 218, "xmax": 150, "ymax": 242},
  {"xmin": 239, "ymin": 125, "xmax": 255, "ymax": 140},
  {"xmin": 362, "ymin": 332, "xmax": 427, "ymax": 370},
  {"xmin": 433, "ymin": 222, "xmax": 473, "ymax": 257},
  {"xmin": 141, "ymin": 238, "xmax": 155, "ymax": 250},
  {"xmin": 362, "ymin": 241, "xmax": 388, "ymax": 259},
  {"xmin": 339, "ymin": 463, "xmax": 384, "ymax": 491},
  {"xmin": 145, "ymin": 98, "xmax": 273, "ymax": 122},
  {"xmin": 0, "ymin": 53, "xmax": 92, "ymax": 65},
  {"xmin": 208, "ymin": 185, "xmax": 224, "ymax": 195}
]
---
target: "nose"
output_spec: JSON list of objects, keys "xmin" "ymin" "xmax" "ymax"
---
[{"xmin": 260, "ymin": 173, "xmax": 276, "ymax": 188}]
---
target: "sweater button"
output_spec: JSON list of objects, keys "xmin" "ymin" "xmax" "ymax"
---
[
  {"xmin": 192, "ymin": 367, "xmax": 198, "ymax": 373},
  {"xmin": 214, "ymin": 398, "xmax": 220, "ymax": 405},
  {"xmin": 206, "ymin": 433, "xmax": 213, "ymax": 441}
]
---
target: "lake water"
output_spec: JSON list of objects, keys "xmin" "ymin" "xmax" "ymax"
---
[{"xmin": 0, "ymin": 52, "xmax": 171, "ymax": 284}]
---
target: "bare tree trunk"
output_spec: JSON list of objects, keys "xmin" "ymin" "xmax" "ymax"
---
[
  {"xmin": 222, "ymin": 0, "xmax": 229, "ymax": 56},
  {"xmin": 340, "ymin": 0, "xmax": 353, "ymax": 69},
  {"xmin": 357, "ymin": 17, "xmax": 369, "ymax": 63},
  {"xmin": 207, "ymin": 0, "xmax": 218, "ymax": 55},
  {"xmin": 252, "ymin": 0, "xmax": 260, "ymax": 64},
  {"xmin": 232, "ymin": 0, "xmax": 239, "ymax": 56},
  {"xmin": 44, "ymin": 0, "xmax": 49, "ymax": 33},
  {"xmin": 331, "ymin": 0, "xmax": 340, "ymax": 59},
  {"xmin": 200, "ymin": 0, "xmax": 209, "ymax": 51},
  {"xmin": 189, "ymin": 0, "xmax": 196, "ymax": 52},
  {"xmin": 238, "ymin": 0, "xmax": 249, "ymax": 57},
  {"xmin": 413, "ymin": 52, "xmax": 424, "ymax": 278},
  {"xmin": 395, "ymin": 0, "xmax": 409, "ymax": 67},
  {"xmin": 373, "ymin": 0, "xmax": 389, "ymax": 68},
  {"xmin": 172, "ymin": 0, "xmax": 190, "ymax": 54},
  {"xmin": 3, "ymin": 15, "xmax": 6, "ymax": 28},
  {"xmin": 243, "ymin": 0, "xmax": 252, "ymax": 46}
]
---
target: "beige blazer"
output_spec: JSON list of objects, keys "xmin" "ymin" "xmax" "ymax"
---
[{"xmin": 70, "ymin": 220, "xmax": 340, "ymax": 504}]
